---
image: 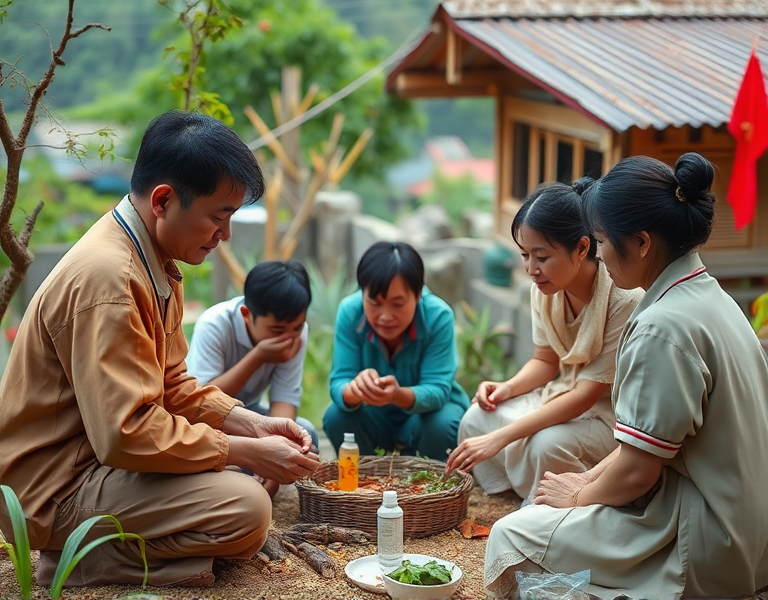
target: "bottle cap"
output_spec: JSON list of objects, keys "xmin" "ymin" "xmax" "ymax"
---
[
  {"xmin": 343, "ymin": 432, "xmax": 356, "ymax": 444},
  {"xmin": 382, "ymin": 490, "xmax": 398, "ymax": 508}
]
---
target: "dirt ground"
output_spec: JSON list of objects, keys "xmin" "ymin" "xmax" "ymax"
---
[
  {"xmin": 4, "ymin": 482, "xmax": 768, "ymax": 600},
  {"xmin": 0, "ymin": 479, "xmax": 520, "ymax": 600}
]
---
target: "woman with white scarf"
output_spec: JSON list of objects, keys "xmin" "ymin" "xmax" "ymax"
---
[{"xmin": 446, "ymin": 180, "xmax": 641, "ymax": 503}]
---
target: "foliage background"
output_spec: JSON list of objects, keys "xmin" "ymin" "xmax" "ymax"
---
[{"xmin": 0, "ymin": 0, "xmax": 507, "ymax": 428}]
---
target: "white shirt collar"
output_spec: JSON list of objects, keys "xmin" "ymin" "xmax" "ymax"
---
[{"xmin": 233, "ymin": 298, "xmax": 255, "ymax": 349}]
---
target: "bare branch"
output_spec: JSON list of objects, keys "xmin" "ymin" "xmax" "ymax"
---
[
  {"xmin": 0, "ymin": 98, "xmax": 18, "ymax": 155},
  {"xmin": 69, "ymin": 23, "xmax": 110, "ymax": 40},
  {"xmin": 0, "ymin": 0, "xmax": 109, "ymax": 319},
  {"xmin": 182, "ymin": 3, "xmax": 213, "ymax": 110},
  {"xmin": 0, "ymin": 222, "xmax": 27, "ymax": 270},
  {"xmin": 18, "ymin": 201, "xmax": 44, "ymax": 248},
  {"xmin": 0, "ymin": 262, "xmax": 31, "ymax": 321},
  {"xmin": 0, "ymin": 152, "xmax": 23, "ymax": 237},
  {"xmin": 17, "ymin": 0, "xmax": 107, "ymax": 146}
]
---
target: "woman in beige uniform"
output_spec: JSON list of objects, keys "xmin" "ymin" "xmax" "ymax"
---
[{"xmin": 484, "ymin": 152, "xmax": 768, "ymax": 598}]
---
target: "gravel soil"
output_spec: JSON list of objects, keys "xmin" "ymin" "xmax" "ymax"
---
[
  {"xmin": 4, "ymin": 485, "xmax": 768, "ymax": 600},
  {"xmin": 0, "ymin": 481, "xmax": 520, "ymax": 600}
]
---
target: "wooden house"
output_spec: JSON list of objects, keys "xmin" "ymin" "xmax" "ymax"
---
[{"xmin": 386, "ymin": 0, "xmax": 768, "ymax": 305}]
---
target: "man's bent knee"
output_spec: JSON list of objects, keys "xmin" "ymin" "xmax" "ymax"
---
[{"xmin": 208, "ymin": 471, "xmax": 272, "ymax": 559}]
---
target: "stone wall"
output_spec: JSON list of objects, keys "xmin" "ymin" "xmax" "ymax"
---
[
  {"xmin": 344, "ymin": 200, "xmax": 533, "ymax": 364},
  {"xmin": 17, "ymin": 191, "xmax": 533, "ymax": 366}
]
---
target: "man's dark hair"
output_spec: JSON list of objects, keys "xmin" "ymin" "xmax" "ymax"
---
[
  {"xmin": 243, "ymin": 260, "xmax": 311, "ymax": 322},
  {"xmin": 130, "ymin": 110, "xmax": 265, "ymax": 209},
  {"xmin": 357, "ymin": 241, "xmax": 424, "ymax": 299}
]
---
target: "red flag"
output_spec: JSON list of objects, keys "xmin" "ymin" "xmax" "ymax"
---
[{"xmin": 727, "ymin": 49, "xmax": 768, "ymax": 230}]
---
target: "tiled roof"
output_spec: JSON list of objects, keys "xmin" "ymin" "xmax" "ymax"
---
[
  {"xmin": 443, "ymin": 0, "xmax": 768, "ymax": 19},
  {"xmin": 387, "ymin": 2, "xmax": 768, "ymax": 132},
  {"xmin": 452, "ymin": 15, "xmax": 768, "ymax": 130}
]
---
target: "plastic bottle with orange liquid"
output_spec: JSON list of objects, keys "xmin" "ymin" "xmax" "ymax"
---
[{"xmin": 338, "ymin": 432, "xmax": 359, "ymax": 491}]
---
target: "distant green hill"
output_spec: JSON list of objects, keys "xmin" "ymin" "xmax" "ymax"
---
[{"xmin": 0, "ymin": 0, "xmax": 168, "ymax": 111}]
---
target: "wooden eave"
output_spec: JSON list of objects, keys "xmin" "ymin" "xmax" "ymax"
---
[{"xmin": 386, "ymin": 6, "xmax": 506, "ymax": 98}]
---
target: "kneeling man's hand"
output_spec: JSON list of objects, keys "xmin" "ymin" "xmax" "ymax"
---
[
  {"xmin": 253, "ymin": 415, "xmax": 313, "ymax": 452},
  {"xmin": 222, "ymin": 406, "xmax": 313, "ymax": 452},
  {"xmin": 228, "ymin": 435, "xmax": 319, "ymax": 484}
]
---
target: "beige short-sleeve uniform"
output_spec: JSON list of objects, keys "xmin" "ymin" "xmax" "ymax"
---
[{"xmin": 485, "ymin": 253, "xmax": 768, "ymax": 598}]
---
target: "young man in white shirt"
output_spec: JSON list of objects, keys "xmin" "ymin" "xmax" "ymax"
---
[{"xmin": 188, "ymin": 260, "xmax": 318, "ymax": 496}]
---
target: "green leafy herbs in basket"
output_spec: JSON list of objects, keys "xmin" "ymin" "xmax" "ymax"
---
[
  {"xmin": 405, "ymin": 470, "xmax": 462, "ymax": 493},
  {"xmin": 386, "ymin": 559, "xmax": 454, "ymax": 585}
]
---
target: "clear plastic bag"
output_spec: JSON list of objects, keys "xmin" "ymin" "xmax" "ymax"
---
[{"xmin": 515, "ymin": 569, "xmax": 591, "ymax": 600}]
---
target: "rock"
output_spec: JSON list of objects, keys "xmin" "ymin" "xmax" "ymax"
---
[
  {"xmin": 423, "ymin": 250, "xmax": 465, "ymax": 306},
  {"xmin": 396, "ymin": 204, "xmax": 454, "ymax": 245},
  {"xmin": 461, "ymin": 209, "xmax": 494, "ymax": 238}
]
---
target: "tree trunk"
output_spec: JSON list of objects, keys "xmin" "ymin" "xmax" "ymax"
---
[{"xmin": 0, "ymin": 0, "xmax": 108, "ymax": 323}]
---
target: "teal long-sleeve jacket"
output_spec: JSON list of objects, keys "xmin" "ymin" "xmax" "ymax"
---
[{"xmin": 328, "ymin": 289, "xmax": 470, "ymax": 414}]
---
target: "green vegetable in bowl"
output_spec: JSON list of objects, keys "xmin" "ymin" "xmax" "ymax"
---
[{"xmin": 386, "ymin": 559, "xmax": 453, "ymax": 585}]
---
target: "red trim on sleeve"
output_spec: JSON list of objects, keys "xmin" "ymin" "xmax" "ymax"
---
[{"xmin": 615, "ymin": 422, "xmax": 682, "ymax": 452}]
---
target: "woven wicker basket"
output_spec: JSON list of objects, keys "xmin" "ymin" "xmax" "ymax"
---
[{"xmin": 296, "ymin": 456, "xmax": 473, "ymax": 539}]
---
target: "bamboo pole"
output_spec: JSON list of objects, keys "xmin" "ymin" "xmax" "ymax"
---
[
  {"xmin": 216, "ymin": 243, "xmax": 246, "ymax": 292},
  {"xmin": 329, "ymin": 128, "xmax": 373, "ymax": 184},
  {"xmin": 243, "ymin": 105, "xmax": 300, "ymax": 180},
  {"xmin": 271, "ymin": 91, "xmax": 285, "ymax": 126},
  {"xmin": 277, "ymin": 113, "xmax": 345, "ymax": 259},
  {"xmin": 327, "ymin": 147, "xmax": 344, "ymax": 183},
  {"xmin": 264, "ymin": 169, "xmax": 283, "ymax": 260},
  {"xmin": 296, "ymin": 83, "xmax": 320, "ymax": 117},
  {"xmin": 278, "ymin": 163, "xmax": 328, "ymax": 260},
  {"xmin": 308, "ymin": 148, "xmax": 324, "ymax": 174},
  {"xmin": 283, "ymin": 66, "xmax": 301, "ymax": 118},
  {"xmin": 326, "ymin": 113, "xmax": 345, "ymax": 158}
]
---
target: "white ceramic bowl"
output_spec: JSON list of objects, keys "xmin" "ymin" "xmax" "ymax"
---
[{"xmin": 382, "ymin": 553, "xmax": 463, "ymax": 600}]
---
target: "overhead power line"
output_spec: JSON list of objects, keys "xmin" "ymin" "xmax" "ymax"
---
[{"xmin": 246, "ymin": 29, "xmax": 423, "ymax": 151}]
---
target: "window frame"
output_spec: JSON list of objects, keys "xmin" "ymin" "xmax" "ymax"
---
[{"xmin": 496, "ymin": 97, "xmax": 615, "ymax": 244}]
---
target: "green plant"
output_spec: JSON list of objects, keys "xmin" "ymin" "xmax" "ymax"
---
[
  {"xmin": 454, "ymin": 301, "xmax": 517, "ymax": 395},
  {"xmin": 0, "ymin": 485, "xmax": 31, "ymax": 599},
  {"xmin": 751, "ymin": 291, "xmax": 768, "ymax": 337},
  {"xmin": 418, "ymin": 169, "xmax": 492, "ymax": 233},
  {"xmin": 300, "ymin": 327, "xmax": 335, "ymax": 428},
  {"xmin": 304, "ymin": 260, "xmax": 356, "ymax": 331},
  {"xmin": 299, "ymin": 261, "xmax": 357, "ymax": 428},
  {"xmin": 386, "ymin": 559, "xmax": 453, "ymax": 585},
  {"xmin": 405, "ymin": 470, "xmax": 461, "ymax": 493},
  {"xmin": 0, "ymin": 484, "xmax": 148, "ymax": 600},
  {"xmin": 159, "ymin": 0, "xmax": 243, "ymax": 120},
  {"xmin": 50, "ymin": 515, "xmax": 148, "ymax": 599}
]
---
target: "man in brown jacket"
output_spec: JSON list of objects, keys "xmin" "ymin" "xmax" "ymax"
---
[{"xmin": 0, "ymin": 110, "xmax": 319, "ymax": 587}]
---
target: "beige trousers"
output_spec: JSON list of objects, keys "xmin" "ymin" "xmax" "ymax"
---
[
  {"xmin": 459, "ymin": 392, "xmax": 616, "ymax": 501},
  {"xmin": 38, "ymin": 465, "xmax": 271, "ymax": 587}
]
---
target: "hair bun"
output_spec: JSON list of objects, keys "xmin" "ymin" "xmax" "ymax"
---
[
  {"xmin": 674, "ymin": 152, "xmax": 714, "ymax": 204},
  {"xmin": 571, "ymin": 176, "xmax": 596, "ymax": 196}
]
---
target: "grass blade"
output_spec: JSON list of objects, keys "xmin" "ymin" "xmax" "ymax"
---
[
  {"xmin": 0, "ymin": 485, "xmax": 32, "ymax": 600},
  {"xmin": 50, "ymin": 515, "xmax": 148, "ymax": 599}
]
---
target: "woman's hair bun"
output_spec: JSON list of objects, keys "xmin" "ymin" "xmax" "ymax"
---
[
  {"xmin": 571, "ymin": 176, "xmax": 596, "ymax": 196},
  {"xmin": 674, "ymin": 152, "xmax": 714, "ymax": 203}
]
